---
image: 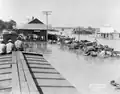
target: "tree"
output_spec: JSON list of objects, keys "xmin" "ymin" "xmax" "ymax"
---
[
  {"xmin": 0, "ymin": 20, "xmax": 5, "ymax": 31},
  {"xmin": 5, "ymin": 20, "xmax": 16, "ymax": 29},
  {"xmin": 2, "ymin": 20, "xmax": 17, "ymax": 30},
  {"xmin": 88, "ymin": 26, "xmax": 93, "ymax": 30},
  {"xmin": 88, "ymin": 26, "xmax": 96, "ymax": 34},
  {"xmin": 9, "ymin": 20, "xmax": 16, "ymax": 27}
]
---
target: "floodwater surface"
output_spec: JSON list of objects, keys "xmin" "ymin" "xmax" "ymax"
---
[{"xmin": 26, "ymin": 38, "xmax": 120, "ymax": 94}]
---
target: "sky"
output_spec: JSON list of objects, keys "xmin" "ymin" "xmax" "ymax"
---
[{"xmin": 0, "ymin": 0, "xmax": 120, "ymax": 30}]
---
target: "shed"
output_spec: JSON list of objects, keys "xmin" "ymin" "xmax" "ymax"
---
[{"xmin": 97, "ymin": 25, "xmax": 120, "ymax": 39}]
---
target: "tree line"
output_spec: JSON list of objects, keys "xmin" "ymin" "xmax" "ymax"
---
[
  {"xmin": 0, "ymin": 19, "xmax": 16, "ymax": 31},
  {"xmin": 73, "ymin": 26, "xmax": 96, "ymax": 34}
]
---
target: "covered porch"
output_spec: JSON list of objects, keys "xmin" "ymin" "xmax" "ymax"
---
[{"xmin": 97, "ymin": 32, "xmax": 114, "ymax": 39}]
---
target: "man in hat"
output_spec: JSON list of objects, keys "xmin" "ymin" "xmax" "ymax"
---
[
  {"xmin": 6, "ymin": 39, "xmax": 15, "ymax": 54},
  {"xmin": 15, "ymin": 37, "xmax": 24, "ymax": 51},
  {"xmin": 0, "ymin": 39, "xmax": 6, "ymax": 55}
]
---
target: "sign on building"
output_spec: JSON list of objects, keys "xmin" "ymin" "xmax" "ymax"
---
[{"xmin": 34, "ymin": 30, "xmax": 40, "ymax": 32}]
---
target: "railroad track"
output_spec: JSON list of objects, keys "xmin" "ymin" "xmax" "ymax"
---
[{"xmin": 0, "ymin": 51, "xmax": 80, "ymax": 94}]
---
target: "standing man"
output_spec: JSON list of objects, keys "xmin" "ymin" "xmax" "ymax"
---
[
  {"xmin": 15, "ymin": 37, "xmax": 24, "ymax": 51},
  {"xmin": 0, "ymin": 39, "xmax": 6, "ymax": 55},
  {"xmin": 6, "ymin": 39, "xmax": 15, "ymax": 54}
]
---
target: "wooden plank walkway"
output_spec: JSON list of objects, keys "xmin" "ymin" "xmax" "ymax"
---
[
  {"xmin": 23, "ymin": 52, "xmax": 80, "ymax": 94},
  {"xmin": 0, "ymin": 51, "xmax": 80, "ymax": 94},
  {"xmin": 0, "ymin": 52, "xmax": 40, "ymax": 94},
  {"xmin": 0, "ymin": 54, "xmax": 12, "ymax": 94},
  {"xmin": 12, "ymin": 52, "xmax": 21, "ymax": 94}
]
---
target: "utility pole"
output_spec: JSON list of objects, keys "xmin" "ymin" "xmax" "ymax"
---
[
  {"xmin": 78, "ymin": 27, "xmax": 80, "ymax": 41},
  {"xmin": 94, "ymin": 29, "xmax": 98, "ymax": 43},
  {"xmin": 42, "ymin": 11, "xmax": 52, "ymax": 41}
]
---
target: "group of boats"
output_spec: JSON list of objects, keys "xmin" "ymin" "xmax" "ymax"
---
[{"xmin": 49, "ymin": 36, "xmax": 120, "ymax": 59}]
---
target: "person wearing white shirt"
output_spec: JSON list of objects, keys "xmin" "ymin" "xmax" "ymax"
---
[
  {"xmin": 6, "ymin": 39, "xmax": 15, "ymax": 54},
  {"xmin": 15, "ymin": 37, "xmax": 24, "ymax": 51},
  {"xmin": 0, "ymin": 39, "xmax": 6, "ymax": 55}
]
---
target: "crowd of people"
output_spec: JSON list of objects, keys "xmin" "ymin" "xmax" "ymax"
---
[{"xmin": 0, "ymin": 37, "xmax": 24, "ymax": 55}]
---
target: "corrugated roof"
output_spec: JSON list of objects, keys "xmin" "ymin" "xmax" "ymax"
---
[
  {"xmin": 18, "ymin": 24, "xmax": 47, "ymax": 30},
  {"xmin": 100, "ymin": 26, "xmax": 115, "ymax": 33},
  {"xmin": 28, "ymin": 18, "xmax": 44, "ymax": 24},
  {"xmin": 18, "ymin": 18, "xmax": 47, "ymax": 30}
]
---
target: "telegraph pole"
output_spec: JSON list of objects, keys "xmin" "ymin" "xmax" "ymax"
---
[
  {"xmin": 94, "ymin": 29, "xmax": 98, "ymax": 43},
  {"xmin": 77, "ymin": 27, "xmax": 80, "ymax": 41},
  {"xmin": 42, "ymin": 11, "xmax": 52, "ymax": 41}
]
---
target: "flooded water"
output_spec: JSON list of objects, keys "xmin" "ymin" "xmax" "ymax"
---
[{"xmin": 25, "ymin": 36, "xmax": 120, "ymax": 94}]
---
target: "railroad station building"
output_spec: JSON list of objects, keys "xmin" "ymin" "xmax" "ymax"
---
[{"xmin": 17, "ymin": 18, "xmax": 47, "ymax": 41}]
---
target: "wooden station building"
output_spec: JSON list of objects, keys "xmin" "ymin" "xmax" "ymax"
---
[{"xmin": 17, "ymin": 18, "xmax": 47, "ymax": 41}]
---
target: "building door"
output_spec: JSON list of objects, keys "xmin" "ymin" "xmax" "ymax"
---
[{"xmin": 34, "ymin": 30, "xmax": 40, "ymax": 40}]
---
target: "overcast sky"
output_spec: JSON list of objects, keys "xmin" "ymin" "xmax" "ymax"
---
[{"xmin": 0, "ymin": 0, "xmax": 120, "ymax": 30}]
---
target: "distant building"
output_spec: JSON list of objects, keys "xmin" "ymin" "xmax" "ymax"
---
[
  {"xmin": 52, "ymin": 27, "xmax": 74, "ymax": 37},
  {"xmin": 17, "ymin": 18, "xmax": 47, "ymax": 41},
  {"xmin": 97, "ymin": 25, "xmax": 120, "ymax": 39},
  {"xmin": 73, "ymin": 27, "xmax": 93, "ymax": 35}
]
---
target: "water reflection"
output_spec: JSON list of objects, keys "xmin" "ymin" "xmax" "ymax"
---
[
  {"xmin": 25, "ymin": 42, "xmax": 120, "ymax": 94},
  {"xmin": 25, "ymin": 42, "xmax": 52, "ymax": 55},
  {"xmin": 25, "ymin": 42, "xmax": 120, "ymax": 66}
]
